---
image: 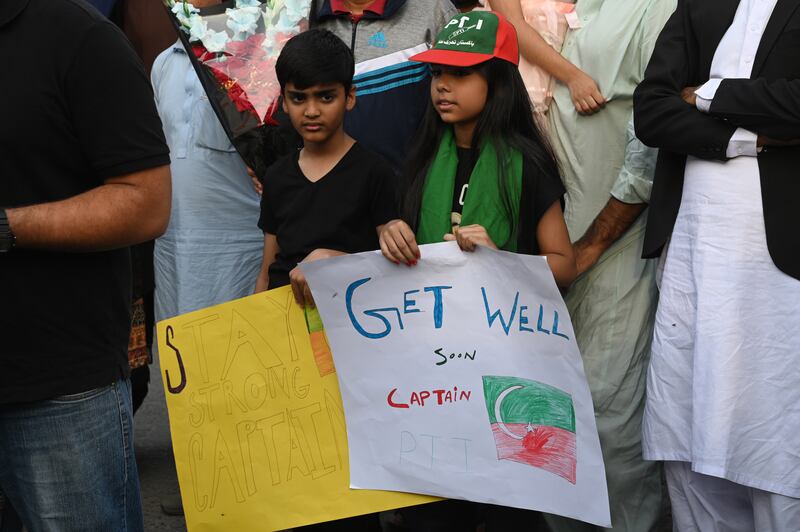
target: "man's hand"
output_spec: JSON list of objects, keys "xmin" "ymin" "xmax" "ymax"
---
[
  {"xmin": 573, "ymin": 238, "xmax": 606, "ymax": 278},
  {"xmin": 443, "ymin": 224, "xmax": 498, "ymax": 252},
  {"xmin": 567, "ymin": 69, "xmax": 607, "ymax": 115},
  {"xmin": 681, "ymin": 86, "xmax": 698, "ymax": 107},
  {"xmin": 572, "ymin": 198, "xmax": 647, "ymax": 277},
  {"xmin": 247, "ymin": 166, "xmax": 263, "ymax": 195},
  {"xmin": 379, "ymin": 219, "xmax": 420, "ymax": 265},
  {"xmin": 757, "ymin": 135, "xmax": 800, "ymax": 147}
]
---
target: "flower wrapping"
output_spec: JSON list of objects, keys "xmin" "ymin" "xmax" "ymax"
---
[{"xmin": 164, "ymin": 0, "xmax": 312, "ymax": 175}]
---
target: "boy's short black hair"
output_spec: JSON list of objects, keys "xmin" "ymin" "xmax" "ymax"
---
[{"xmin": 276, "ymin": 29, "xmax": 355, "ymax": 92}]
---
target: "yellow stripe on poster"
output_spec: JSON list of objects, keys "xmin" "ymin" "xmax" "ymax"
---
[{"xmin": 158, "ymin": 286, "xmax": 435, "ymax": 531}]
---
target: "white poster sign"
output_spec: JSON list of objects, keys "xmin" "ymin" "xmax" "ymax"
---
[{"xmin": 302, "ymin": 242, "xmax": 610, "ymax": 526}]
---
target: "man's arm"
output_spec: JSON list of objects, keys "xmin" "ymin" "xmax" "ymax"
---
[
  {"xmin": 573, "ymin": 200, "xmax": 646, "ymax": 276},
  {"xmin": 7, "ymin": 165, "xmax": 171, "ymax": 251},
  {"xmin": 685, "ymin": 82, "xmax": 800, "ymax": 150},
  {"xmin": 573, "ymin": 117, "xmax": 656, "ymax": 276},
  {"xmin": 707, "ymin": 78, "xmax": 800, "ymax": 140},
  {"xmin": 633, "ymin": 0, "xmax": 736, "ymax": 159}
]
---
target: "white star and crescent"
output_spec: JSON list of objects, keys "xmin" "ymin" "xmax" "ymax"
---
[{"xmin": 495, "ymin": 385, "xmax": 528, "ymax": 440}]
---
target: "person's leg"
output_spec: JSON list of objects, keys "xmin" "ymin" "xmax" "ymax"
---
[
  {"xmin": 545, "ymin": 238, "xmax": 663, "ymax": 532},
  {"xmin": 400, "ymin": 500, "xmax": 479, "ymax": 532},
  {"xmin": 295, "ymin": 513, "xmax": 380, "ymax": 531},
  {"xmin": 481, "ymin": 504, "xmax": 545, "ymax": 531},
  {"xmin": 0, "ymin": 379, "xmax": 143, "ymax": 532},
  {"xmin": 751, "ymin": 486, "xmax": 800, "ymax": 532},
  {"xmin": 130, "ymin": 365, "xmax": 151, "ymax": 414},
  {"xmin": 0, "ymin": 490, "xmax": 23, "ymax": 532},
  {"xmin": 664, "ymin": 461, "xmax": 753, "ymax": 532}
]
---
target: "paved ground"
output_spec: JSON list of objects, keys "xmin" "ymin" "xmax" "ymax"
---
[{"xmin": 134, "ymin": 348, "xmax": 187, "ymax": 532}]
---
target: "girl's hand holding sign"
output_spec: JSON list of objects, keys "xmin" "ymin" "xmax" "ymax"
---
[
  {"xmin": 443, "ymin": 225, "xmax": 497, "ymax": 252},
  {"xmin": 379, "ymin": 219, "xmax": 421, "ymax": 266}
]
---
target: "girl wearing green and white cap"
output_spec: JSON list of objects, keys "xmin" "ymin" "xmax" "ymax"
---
[{"xmin": 378, "ymin": 11, "xmax": 577, "ymax": 289}]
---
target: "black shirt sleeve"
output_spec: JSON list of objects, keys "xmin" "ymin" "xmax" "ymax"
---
[
  {"xmin": 531, "ymin": 161, "xmax": 566, "ymax": 225},
  {"xmin": 258, "ymin": 185, "xmax": 277, "ymax": 234},
  {"xmin": 64, "ymin": 21, "xmax": 170, "ymax": 181},
  {"xmin": 258, "ymin": 155, "xmax": 294, "ymax": 233},
  {"xmin": 258, "ymin": 191, "xmax": 276, "ymax": 233},
  {"xmin": 368, "ymin": 155, "xmax": 400, "ymax": 227},
  {"xmin": 517, "ymin": 157, "xmax": 566, "ymax": 255}
]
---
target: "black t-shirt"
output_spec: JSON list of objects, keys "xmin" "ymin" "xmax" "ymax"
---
[
  {"xmin": 259, "ymin": 143, "xmax": 397, "ymax": 289},
  {"xmin": 452, "ymin": 147, "xmax": 476, "ymax": 216},
  {"xmin": 451, "ymin": 147, "xmax": 565, "ymax": 255},
  {"xmin": 0, "ymin": 0, "xmax": 170, "ymax": 404}
]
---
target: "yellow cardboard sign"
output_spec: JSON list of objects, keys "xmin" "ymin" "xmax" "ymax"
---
[{"xmin": 157, "ymin": 287, "xmax": 434, "ymax": 531}]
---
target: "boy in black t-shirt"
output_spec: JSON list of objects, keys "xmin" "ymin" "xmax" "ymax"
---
[{"xmin": 255, "ymin": 29, "xmax": 397, "ymax": 307}]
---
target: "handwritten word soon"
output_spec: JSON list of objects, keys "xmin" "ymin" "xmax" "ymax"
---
[
  {"xmin": 345, "ymin": 277, "xmax": 452, "ymax": 339},
  {"xmin": 387, "ymin": 386, "xmax": 471, "ymax": 409},
  {"xmin": 481, "ymin": 287, "xmax": 570, "ymax": 340},
  {"xmin": 435, "ymin": 348, "xmax": 476, "ymax": 366}
]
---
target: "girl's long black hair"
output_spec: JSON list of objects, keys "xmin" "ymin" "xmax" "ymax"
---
[{"xmin": 401, "ymin": 58, "xmax": 561, "ymax": 236}]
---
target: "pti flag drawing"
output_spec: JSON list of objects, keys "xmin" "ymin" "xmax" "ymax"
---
[{"xmin": 483, "ymin": 375, "xmax": 576, "ymax": 484}]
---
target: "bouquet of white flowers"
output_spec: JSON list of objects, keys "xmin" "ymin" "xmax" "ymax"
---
[{"xmin": 164, "ymin": 0, "xmax": 312, "ymax": 175}]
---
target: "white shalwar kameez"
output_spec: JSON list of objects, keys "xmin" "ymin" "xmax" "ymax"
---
[
  {"xmin": 642, "ymin": 0, "xmax": 800, "ymax": 529},
  {"xmin": 151, "ymin": 43, "xmax": 264, "ymax": 321}
]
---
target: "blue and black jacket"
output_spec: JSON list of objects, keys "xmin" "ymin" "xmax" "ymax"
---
[{"xmin": 315, "ymin": 0, "xmax": 457, "ymax": 171}]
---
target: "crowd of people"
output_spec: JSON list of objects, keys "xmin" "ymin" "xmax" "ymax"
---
[{"xmin": 1, "ymin": 0, "xmax": 798, "ymax": 530}]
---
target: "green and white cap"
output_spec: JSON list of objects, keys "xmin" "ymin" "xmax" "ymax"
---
[{"xmin": 410, "ymin": 11, "xmax": 519, "ymax": 67}]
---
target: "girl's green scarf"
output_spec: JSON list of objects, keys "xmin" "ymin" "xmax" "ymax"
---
[{"xmin": 417, "ymin": 127, "xmax": 522, "ymax": 251}]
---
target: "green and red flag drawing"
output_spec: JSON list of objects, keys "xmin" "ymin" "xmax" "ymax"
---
[{"xmin": 483, "ymin": 376, "xmax": 576, "ymax": 484}]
